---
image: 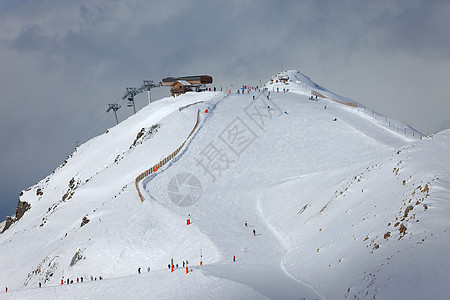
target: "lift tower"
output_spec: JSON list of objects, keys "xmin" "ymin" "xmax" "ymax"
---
[
  {"xmin": 140, "ymin": 80, "xmax": 162, "ymax": 104},
  {"xmin": 106, "ymin": 103, "xmax": 121, "ymax": 125},
  {"xmin": 121, "ymin": 80, "xmax": 162, "ymax": 115}
]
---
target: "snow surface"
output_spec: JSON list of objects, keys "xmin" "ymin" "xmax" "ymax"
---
[{"xmin": 1, "ymin": 71, "xmax": 449, "ymax": 299}]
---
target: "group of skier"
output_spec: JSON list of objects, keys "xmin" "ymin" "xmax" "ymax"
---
[
  {"xmin": 59, "ymin": 274, "xmax": 102, "ymax": 286},
  {"xmin": 3, "ymin": 218, "xmax": 261, "ymax": 294},
  {"xmin": 232, "ymin": 220, "xmax": 257, "ymax": 262}
]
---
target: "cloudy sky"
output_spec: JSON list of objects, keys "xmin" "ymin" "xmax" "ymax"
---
[{"xmin": 1, "ymin": 0, "xmax": 449, "ymax": 221}]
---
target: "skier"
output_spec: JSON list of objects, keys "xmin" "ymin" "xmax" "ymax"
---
[
  {"xmin": 176, "ymin": 264, "xmax": 179, "ymax": 268},
  {"xmin": 233, "ymin": 255, "xmax": 236, "ymax": 262},
  {"xmin": 81, "ymin": 277, "xmax": 84, "ymax": 283},
  {"xmin": 5, "ymin": 287, "xmax": 7, "ymax": 293},
  {"xmin": 245, "ymin": 221, "xmax": 248, "ymax": 227},
  {"xmin": 267, "ymin": 95, "xmax": 270, "ymax": 100},
  {"xmin": 168, "ymin": 264, "xmax": 171, "ymax": 269},
  {"xmin": 138, "ymin": 267, "xmax": 141, "ymax": 274},
  {"xmin": 324, "ymin": 105, "xmax": 327, "ymax": 109},
  {"xmin": 253, "ymin": 229, "xmax": 256, "ymax": 236},
  {"xmin": 147, "ymin": 267, "xmax": 150, "ymax": 272},
  {"xmin": 39, "ymin": 282, "xmax": 41, "ymax": 288},
  {"xmin": 333, "ymin": 118, "xmax": 337, "ymax": 121},
  {"xmin": 252, "ymin": 95, "xmax": 255, "ymax": 100},
  {"xmin": 77, "ymin": 277, "xmax": 79, "ymax": 283}
]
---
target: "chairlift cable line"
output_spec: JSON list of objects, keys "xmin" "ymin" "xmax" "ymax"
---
[
  {"xmin": 77, "ymin": 110, "xmax": 111, "ymax": 144},
  {"xmin": 91, "ymin": 113, "xmax": 114, "ymax": 138},
  {"xmin": 48, "ymin": 110, "xmax": 111, "ymax": 173}
]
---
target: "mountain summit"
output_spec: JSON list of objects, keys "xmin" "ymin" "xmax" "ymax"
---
[{"xmin": 1, "ymin": 71, "xmax": 449, "ymax": 299}]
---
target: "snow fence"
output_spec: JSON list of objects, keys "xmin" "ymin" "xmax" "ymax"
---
[
  {"xmin": 134, "ymin": 109, "xmax": 200, "ymax": 202},
  {"xmin": 311, "ymin": 89, "xmax": 358, "ymax": 108}
]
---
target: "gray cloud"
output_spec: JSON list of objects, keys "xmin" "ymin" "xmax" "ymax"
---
[{"xmin": 1, "ymin": 0, "xmax": 449, "ymax": 220}]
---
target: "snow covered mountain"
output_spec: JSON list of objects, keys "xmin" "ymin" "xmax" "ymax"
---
[{"xmin": 1, "ymin": 70, "xmax": 449, "ymax": 299}]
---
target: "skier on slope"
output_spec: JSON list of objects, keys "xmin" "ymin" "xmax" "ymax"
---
[
  {"xmin": 253, "ymin": 229, "xmax": 256, "ymax": 236},
  {"xmin": 138, "ymin": 267, "xmax": 141, "ymax": 274}
]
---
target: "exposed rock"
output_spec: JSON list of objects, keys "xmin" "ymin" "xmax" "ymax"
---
[
  {"xmin": 70, "ymin": 249, "xmax": 85, "ymax": 267},
  {"xmin": 16, "ymin": 199, "xmax": 31, "ymax": 220},
  {"xmin": 2, "ymin": 216, "xmax": 14, "ymax": 233},
  {"xmin": 1, "ymin": 199, "xmax": 31, "ymax": 233},
  {"xmin": 24, "ymin": 256, "xmax": 59, "ymax": 287},
  {"xmin": 81, "ymin": 216, "xmax": 90, "ymax": 227},
  {"xmin": 130, "ymin": 124, "xmax": 160, "ymax": 149}
]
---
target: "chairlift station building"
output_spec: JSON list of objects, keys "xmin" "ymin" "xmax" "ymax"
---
[{"xmin": 162, "ymin": 75, "xmax": 213, "ymax": 97}]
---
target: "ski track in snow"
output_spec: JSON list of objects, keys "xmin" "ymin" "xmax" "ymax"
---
[{"xmin": 1, "ymin": 71, "xmax": 449, "ymax": 300}]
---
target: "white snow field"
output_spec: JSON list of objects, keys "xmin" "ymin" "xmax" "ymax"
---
[{"xmin": 1, "ymin": 70, "xmax": 449, "ymax": 299}]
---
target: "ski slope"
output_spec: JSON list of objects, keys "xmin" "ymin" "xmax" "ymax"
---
[{"xmin": 1, "ymin": 70, "xmax": 449, "ymax": 299}]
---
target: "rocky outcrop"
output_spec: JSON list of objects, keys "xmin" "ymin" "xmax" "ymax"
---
[
  {"xmin": 16, "ymin": 199, "xmax": 31, "ymax": 220},
  {"xmin": 80, "ymin": 216, "xmax": 90, "ymax": 227},
  {"xmin": 1, "ymin": 199, "xmax": 31, "ymax": 233},
  {"xmin": 0, "ymin": 220, "xmax": 6, "ymax": 232}
]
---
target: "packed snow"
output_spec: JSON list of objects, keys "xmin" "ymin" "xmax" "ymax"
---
[{"xmin": 1, "ymin": 70, "xmax": 449, "ymax": 299}]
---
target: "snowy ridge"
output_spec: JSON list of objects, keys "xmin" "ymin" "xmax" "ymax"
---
[
  {"xmin": 269, "ymin": 70, "xmax": 422, "ymax": 139},
  {"xmin": 0, "ymin": 71, "xmax": 449, "ymax": 299}
]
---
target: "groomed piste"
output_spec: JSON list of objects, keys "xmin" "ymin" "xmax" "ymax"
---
[{"xmin": 1, "ymin": 70, "xmax": 449, "ymax": 299}]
